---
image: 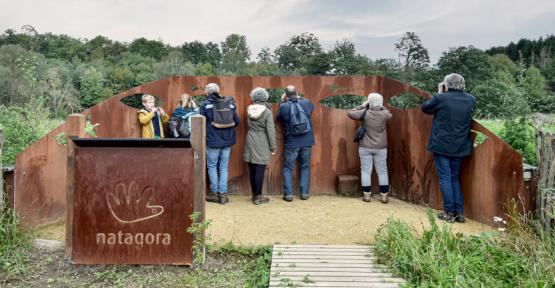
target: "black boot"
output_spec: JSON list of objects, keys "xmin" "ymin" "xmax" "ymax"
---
[
  {"xmin": 252, "ymin": 194, "xmax": 269, "ymax": 205},
  {"xmin": 206, "ymin": 192, "xmax": 219, "ymax": 203},
  {"xmin": 218, "ymin": 193, "xmax": 229, "ymax": 205},
  {"xmin": 437, "ymin": 211, "xmax": 455, "ymax": 223},
  {"xmin": 454, "ymin": 211, "xmax": 465, "ymax": 223}
]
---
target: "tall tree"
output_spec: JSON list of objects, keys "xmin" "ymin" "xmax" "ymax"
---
[
  {"xmin": 394, "ymin": 32, "xmax": 430, "ymax": 81},
  {"xmin": 129, "ymin": 37, "xmax": 168, "ymax": 60},
  {"xmin": 220, "ymin": 34, "xmax": 250, "ymax": 74},
  {"xmin": 274, "ymin": 32, "xmax": 322, "ymax": 71},
  {"xmin": 437, "ymin": 46, "xmax": 493, "ymax": 90},
  {"xmin": 181, "ymin": 40, "xmax": 221, "ymax": 67}
]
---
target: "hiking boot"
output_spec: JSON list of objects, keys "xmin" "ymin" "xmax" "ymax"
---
[
  {"xmin": 380, "ymin": 192, "xmax": 389, "ymax": 204},
  {"xmin": 363, "ymin": 192, "xmax": 371, "ymax": 202},
  {"xmin": 206, "ymin": 192, "xmax": 219, "ymax": 203},
  {"xmin": 252, "ymin": 195, "xmax": 270, "ymax": 205},
  {"xmin": 437, "ymin": 211, "xmax": 455, "ymax": 223},
  {"xmin": 282, "ymin": 195, "xmax": 293, "ymax": 202},
  {"xmin": 454, "ymin": 211, "xmax": 466, "ymax": 223},
  {"xmin": 218, "ymin": 193, "xmax": 229, "ymax": 205},
  {"xmin": 300, "ymin": 194, "xmax": 310, "ymax": 200}
]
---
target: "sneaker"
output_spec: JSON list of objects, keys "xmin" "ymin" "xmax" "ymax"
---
[
  {"xmin": 206, "ymin": 192, "xmax": 219, "ymax": 203},
  {"xmin": 454, "ymin": 212, "xmax": 465, "ymax": 223},
  {"xmin": 380, "ymin": 192, "xmax": 389, "ymax": 204},
  {"xmin": 252, "ymin": 195, "xmax": 270, "ymax": 205},
  {"xmin": 363, "ymin": 192, "xmax": 371, "ymax": 202},
  {"xmin": 218, "ymin": 193, "xmax": 229, "ymax": 205},
  {"xmin": 300, "ymin": 194, "xmax": 310, "ymax": 200},
  {"xmin": 282, "ymin": 195, "xmax": 293, "ymax": 202},
  {"xmin": 437, "ymin": 211, "xmax": 455, "ymax": 223}
]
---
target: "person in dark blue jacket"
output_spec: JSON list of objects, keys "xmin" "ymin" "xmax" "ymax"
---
[
  {"xmin": 276, "ymin": 85, "xmax": 315, "ymax": 201},
  {"xmin": 421, "ymin": 73, "xmax": 476, "ymax": 223},
  {"xmin": 200, "ymin": 83, "xmax": 240, "ymax": 205}
]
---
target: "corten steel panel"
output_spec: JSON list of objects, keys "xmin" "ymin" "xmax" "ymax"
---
[
  {"xmin": 14, "ymin": 123, "xmax": 68, "ymax": 229},
  {"xmin": 14, "ymin": 76, "xmax": 530, "ymax": 226},
  {"xmin": 4, "ymin": 170, "xmax": 15, "ymax": 209},
  {"xmin": 71, "ymin": 144, "xmax": 194, "ymax": 264}
]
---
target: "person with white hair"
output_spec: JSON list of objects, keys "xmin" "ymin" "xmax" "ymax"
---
[
  {"xmin": 348, "ymin": 92, "xmax": 393, "ymax": 203},
  {"xmin": 200, "ymin": 83, "xmax": 240, "ymax": 205},
  {"xmin": 243, "ymin": 87, "xmax": 277, "ymax": 205},
  {"xmin": 422, "ymin": 73, "xmax": 476, "ymax": 223}
]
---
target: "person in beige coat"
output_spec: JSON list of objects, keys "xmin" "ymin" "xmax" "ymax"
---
[
  {"xmin": 243, "ymin": 87, "xmax": 277, "ymax": 205},
  {"xmin": 348, "ymin": 93, "xmax": 392, "ymax": 203}
]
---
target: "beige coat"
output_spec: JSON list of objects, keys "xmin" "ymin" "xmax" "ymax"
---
[{"xmin": 348, "ymin": 105, "xmax": 392, "ymax": 149}]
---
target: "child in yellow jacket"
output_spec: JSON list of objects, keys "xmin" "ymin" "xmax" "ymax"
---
[{"xmin": 138, "ymin": 94, "xmax": 169, "ymax": 138}]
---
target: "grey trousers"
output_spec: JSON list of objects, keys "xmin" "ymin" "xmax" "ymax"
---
[{"xmin": 359, "ymin": 147, "xmax": 389, "ymax": 187}]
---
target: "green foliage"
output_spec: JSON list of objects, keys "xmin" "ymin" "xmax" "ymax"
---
[
  {"xmin": 0, "ymin": 206, "xmax": 29, "ymax": 275},
  {"xmin": 388, "ymin": 92, "xmax": 425, "ymax": 109},
  {"xmin": 128, "ymin": 37, "xmax": 168, "ymax": 60},
  {"xmin": 186, "ymin": 211, "xmax": 212, "ymax": 268},
  {"xmin": 471, "ymin": 79, "xmax": 530, "ymax": 119},
  {"xmin": 438, "ymin": 46, "xmax": 494, "ymax": 90},
  {"xmin": 395, "ymin": 32, "xmax": 430, "ymax": 82},
  {"xmin": 375, "ymin": 209, "xmax": 555, "ymax": 287},
  {"xmin": 220, "ymin": 34, "xmax": 251, "ymax": 75},
  {"xmin": 520, "ymin": 66, "xmax": 553, "ymax": 112},
  {"xmin": 320, "ymin": 94, "xmax": 365, "ymax": 109},
  {"xmin": 501, "ymin": 117, "xmax": 537, "ymax": 165},
  {"xmin": 0, "ymin": 102, "xmax": 63, "ymax": 165},
  {"xmin": 79, "ymin": 67, "xmax": 104, "ymax": 108}
]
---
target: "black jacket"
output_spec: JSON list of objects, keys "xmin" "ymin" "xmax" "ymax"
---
[{"xmin": 421, "ymin": 89, "xmax": 476, "ymax": 157}]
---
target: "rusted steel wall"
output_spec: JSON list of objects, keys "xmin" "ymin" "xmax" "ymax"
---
[
  {"xmin": 14, "ymin": 76, "xmax": 530, "ymax": 226},
  {"xmin": 69, "ymin": 140, "xmax": 194, "ymax": 264}
]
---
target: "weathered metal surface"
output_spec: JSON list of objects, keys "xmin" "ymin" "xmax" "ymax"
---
[
  {"xmin": 3, "ymin": 168, "xmax": 15, "ymax": 209},
  {"xmin": 70, "ymin": 139, "xmax": 194, "ymax": 264},
  {"xmin": 14, "ymin": 76, "xmax": 531, "ymax": 226}
]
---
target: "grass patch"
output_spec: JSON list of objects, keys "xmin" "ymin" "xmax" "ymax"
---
[
  {"xmin": 375, "ymin": 209, "xmax": 555, "ymax": 287},
  {"xmin": 0, "ymin": 206, "xmax": 30, "ymax": 277}
]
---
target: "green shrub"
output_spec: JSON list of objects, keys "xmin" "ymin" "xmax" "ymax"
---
[
  {"xmin": 375, "ymin": 209, "xmax": 555, "ymax": 287},
  {"xmin": 471, "ymin": 80, "xmax": 530, "ymax": 119},
  {"xmin": 388, "ymin": 92, "xmax": 425, "ymax": 109},
  {"xmin": 0, "ymin": 103, "xmax": 63, "ymax": 165},
  {"xmin": 501, "ymin": 117, "xmax": 537, "ymax": 166}
]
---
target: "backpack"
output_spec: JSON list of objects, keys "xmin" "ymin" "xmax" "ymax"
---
[
  {"xmin": 289, "ymin": 101, "xmax": 311, "ymax": 135},
  {"xmin": 211, "ymin": 97, "xmax": 235, "ymax": 129},
  {"xmin": 168, "ymin": 110, "xmax": 198, "ymax": 138}
]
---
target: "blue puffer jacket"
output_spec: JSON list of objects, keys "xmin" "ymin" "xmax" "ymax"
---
[
  {"xmin": 200, "ymin": 93, "xmax": 240, "ymax": 148},
  {"xmin": 421, "ymin": 89, "xmax": 476, "ymax": 157},
  {"xmin": 276, "ymin": 97, "xmax": 315, "ymax": 149}
]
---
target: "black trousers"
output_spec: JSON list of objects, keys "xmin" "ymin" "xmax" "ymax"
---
[{"xmin": 247, "ymin": 162, "xmax": 266, "ymax": 198}]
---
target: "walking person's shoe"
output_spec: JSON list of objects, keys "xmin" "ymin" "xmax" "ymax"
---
[
  {"xmin": 218, "ymin": 193, "xmax": 229, "ymax": 205},
  {"xmin": 437, "ymin": 211, "xmax": 455, "ymax": 223},
  {"xmin": 282, "ymin": 195, "xmax": 293, "ymax": 202},
  {"xmin": 363, "ymin": 192, "xmax": 371, "ymax": 202},
  {"xmin": 380, "ymin": 192, "xmax": 389, "ymax": 204},
  {"xmin": 454, "ymin": 211, "xmax": 465, "ymax": 223},
  {"xmin": 300, "ymin": 194, "xmax": 310, "ymax": 200},
  {"xmin": 206, "ymin": 192, "xmax": 219, "ymax": 203},
  {"xmin": 252, "ymin": 195, "xmax": 270, "ymax": 205}
]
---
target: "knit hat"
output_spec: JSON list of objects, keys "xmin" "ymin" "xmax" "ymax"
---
[
  {"xmin": 250, "ymin": 87, "xmax": 269, "ymax": 102},
  {"xmin": 367, "ymin": 93, "xmax": 383, "ymax": 108}
]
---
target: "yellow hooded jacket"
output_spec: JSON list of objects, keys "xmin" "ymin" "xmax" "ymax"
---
[{"xmin": 138, "ymin": 109, "xmax": 169, "ymax": 138}]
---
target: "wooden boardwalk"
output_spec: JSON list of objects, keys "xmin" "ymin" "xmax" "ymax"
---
[{"xmin": 269, "ymin": 244, "xmax": 406, "ymax": 288}]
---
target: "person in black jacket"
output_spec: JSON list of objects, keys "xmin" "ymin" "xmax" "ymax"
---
[
  {"xmin": 276, "ymin": 85, "xmax": 315, "ymax": 202},
  {"xmin": 200, "ymin": 83, "xmax": 240, "ymax": 205},
  {"xmin": 421, "ymin": 73, "xmax": 476, "ymax": 223}
]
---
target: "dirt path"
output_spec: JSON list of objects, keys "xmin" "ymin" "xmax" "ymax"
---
[{"xmin": 38, "ymin": 195, "xmax": 493, "ymax": 246}]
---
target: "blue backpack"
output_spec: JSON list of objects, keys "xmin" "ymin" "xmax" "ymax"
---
[{"xmin": 289, "ymin": 101, "xmax": 311, "ymax": 135}]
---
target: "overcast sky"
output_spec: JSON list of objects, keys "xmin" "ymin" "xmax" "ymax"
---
[{"xmin": 1, "ymin": 0, "xmax": 554, "ymax": 63}]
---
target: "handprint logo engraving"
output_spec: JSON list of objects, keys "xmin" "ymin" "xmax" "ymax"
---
[{"xmin": 106, "ymin": 181, "xmax": 164, "ymax": 224}]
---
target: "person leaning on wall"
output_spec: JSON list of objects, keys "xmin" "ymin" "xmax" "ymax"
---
[
  {"xmin": 243, "ymin": 87, "xmax": 277, "ymax": 205},
  {"xmin": 348, "ymin": 93, "xmax": 392, "ymax": 203},
  {"xmin": 421, "ymin": 73, "xmax": 476, "ymax": 223}
]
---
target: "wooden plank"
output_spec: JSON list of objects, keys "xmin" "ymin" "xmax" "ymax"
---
[
  {"xmin": 272, "ymin": 259, "xmax": 377, "ymax": 264},
  {"xmin": 272, "ymin": 262, "xmax": 387, "ymax": 268},
  {"xmin": 274, "ymin": 271, "xmax": 395, "ymax": 277},
  {"xmin": 273, "ymin": 267, "xmax": 390, "ymax": 273},
  {"xmin": 273, "ymin": 255, "xmax": 374, "ymax": 259},
  {"xmin": 271, "ymin": 276, "xmax": 404, "ymax": 282},
  {"xmin": 274, "ymin": 245, "xmax": 371, "ymax": 249},
  {"xmin": 270, "ymin": 281, "xmax": 403, "ymax": 287},
  {"xmin": 190, "ymin": 115, "xmax": 206, "ymax": 264}
]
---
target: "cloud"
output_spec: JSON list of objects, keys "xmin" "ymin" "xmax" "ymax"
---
[{"xmin": 0, "ymin": 0, "xmax": 553, "ymax": 62}]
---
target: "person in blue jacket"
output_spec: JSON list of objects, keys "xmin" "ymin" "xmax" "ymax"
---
[
  {"xmin": 200, "ymin": 83, "xmax": 240, "ymax": 205},
  {"xmin": 276, "ymin": 85, "xmax": 315, "ymax": 202},
  {"xmin": 421, "ymin": 73, "xmax": 476, "ymax": 223}
]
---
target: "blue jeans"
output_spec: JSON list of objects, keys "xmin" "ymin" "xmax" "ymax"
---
[
  {"xmin": 433, "ymin": 154, "xmax": 464, "ymax": 213},
  {"xmin": 283, "ymin": 147, "xmax": 312, "ymax": 197},
  {"xmin": 206, "ymin": 146, "xmax": 232, "ymax": 194}
]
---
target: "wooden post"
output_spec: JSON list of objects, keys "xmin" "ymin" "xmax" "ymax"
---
[
  {"xmin": 534, "ymin": 125, "xmax": 555, "ymax": 232},
  {"xmin": 0, "ymin": 128, "xmax": 3, "ymax": 211},
  {"xmin": 65, "ymin": 114, "xmax": 86, "ymax": 259},
  {"xmin": 190, "ymin": 115, "xmax": 206, "ymax": 263}
]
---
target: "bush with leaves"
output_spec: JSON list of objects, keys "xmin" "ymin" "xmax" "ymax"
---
[
  {"xmin": 471, "ymin": 79, "xmax": 530, "ymax": 119},
  {"xmin": 501, "ymin": 117, "xmax": 537, "ymax": 165}
]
